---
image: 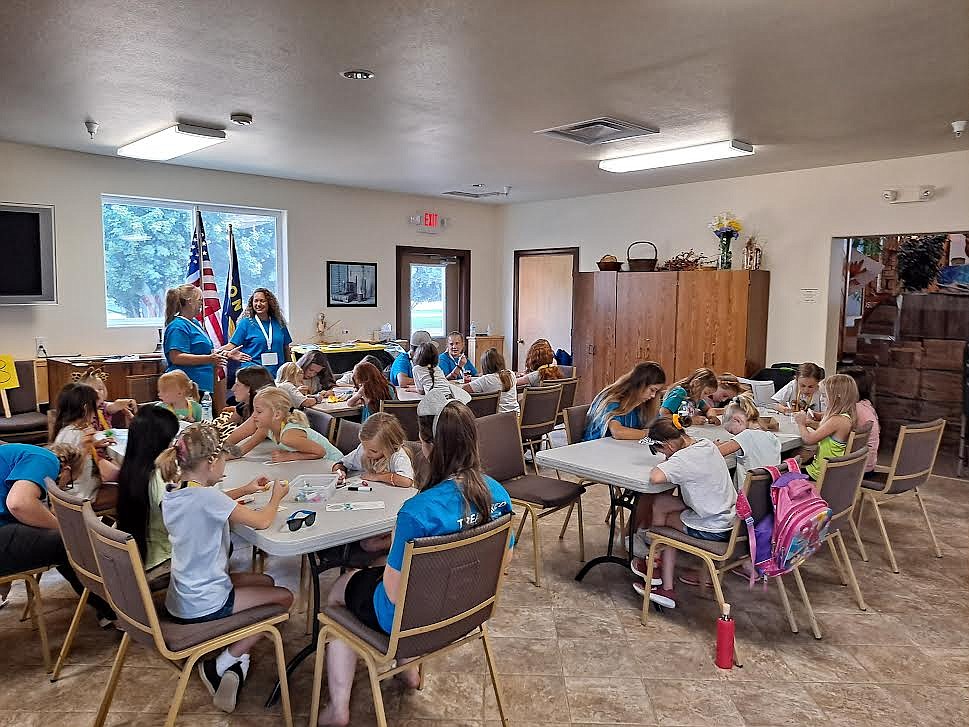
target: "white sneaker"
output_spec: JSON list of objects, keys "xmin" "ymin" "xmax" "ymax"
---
[{"xmin": 623, "ymin": 530, "xmax": 651, "ymax": 558}]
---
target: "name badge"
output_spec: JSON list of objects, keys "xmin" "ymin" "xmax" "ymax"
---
[{"xmin": 261, "ymin": 352, "xmax": 279, "ymax": 367}]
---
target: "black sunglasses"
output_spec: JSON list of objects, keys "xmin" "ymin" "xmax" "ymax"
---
[{"xmin": 286, "ymin": 510, "xmax": 317, "ymax": 532}]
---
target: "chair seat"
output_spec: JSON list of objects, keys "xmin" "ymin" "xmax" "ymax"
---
[
  {"xmin": 323, "ymin": 604, "xmax": 390, "ymax": 654},
  {"xmin": 0, "ymin": 411, "xmax": 48, "ymax": 435},
  {"xmin": 861, "ymin": 472, "xmax": 890, "ymax": 491},
  {"xmin": 648, "ymin": 526, "xmax": 734, "ymax": 557},
  {"xmin": 159, "ymin": 603, "xmax": 287, "ymax": 652},
  {"xmin": 504, "ymin": 475, "xmax": 585, "ymax": 508}
]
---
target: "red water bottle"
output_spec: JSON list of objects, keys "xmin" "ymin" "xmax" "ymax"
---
[{"xmin": 715, "ymin": 602, "xmax": 735, "ymax": 670}]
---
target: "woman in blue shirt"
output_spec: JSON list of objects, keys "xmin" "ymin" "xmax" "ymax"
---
[
  {"xmin": 438, "ymin": 331, "xmax": 478, "ymax": 381},
  {"xmin": 583, "ymin": 361, "xmax": 667, "ymax": 441},
  {"xmin": 162, "ymin": 285, "xmax": 248, "ymax": 395},
  {"xmin": 315, "ymin": 390, "xmax": 514, "ymax": 727},
  {"xmin": 221, "ymin": 288, "xmax": 293, "ymax": 377}
]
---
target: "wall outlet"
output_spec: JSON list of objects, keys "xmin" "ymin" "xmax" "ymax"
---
[{"xmin": 35, "ymin": 336, "xmax": 48, "ymax": 357}]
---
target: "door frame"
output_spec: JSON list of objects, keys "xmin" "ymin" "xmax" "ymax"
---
[
  {"xmin": 512, "ymin": 247, "xmax": 580, "ymax": 371},
  {"xmin": 396, "ymin": 245, "xmax": 471, "ymax": 341}
]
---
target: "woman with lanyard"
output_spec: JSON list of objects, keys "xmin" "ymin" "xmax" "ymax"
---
[
  {"xmin": 163, "ymin": 284, "xmax": 249, "ymax": 402},
  {"xmin": 221, "ymin": 288, "xmax": 293, "ymax": 378}
]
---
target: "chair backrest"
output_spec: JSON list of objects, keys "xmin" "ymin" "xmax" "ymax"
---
[
  {"xmin": 846, "ymin": 420, "xmax": 873, "ymax": 455},
  {"xmin": 881, "ymin": 418, "xmax": 946, "ymax": 494},
  {"xmin": 334, "ymin": 419, "xmax": 362, "ymax": 455},
  {"xmin": 519, "ymin": 385, "xmax": 562, "ymax": 441},
  {"xmin": 475, "ymin": 411, "xmax": 527, "ymax": 483},
  {"xmin": 556, "ymin": 378, "xmax": 578, "ymax": 412},
  {"xmin": 82, "ymin": 502, "xmax": 166, "ymax": 653},
  {"xmin": 467, "ymin": 392, "xmax": 500, "ymax": 418},
  {"xmin": 305, "ymin": 407, "xmax": 337, "ymax": 442},
  {"xmin": 557, "ymin": 365, "xmax": 575, "ymax": 378},
  {"xmin": 745, "ymin": 459, "xmax": 800, "ymax": 522},
  {"xmin": 816, "ymin": 447, "xmax": 869, "ymax": 529},
  {"xmin": 388, "ymin": 514, "xmax": 512, "ymax": 660},
  {"xmin": 563, "ymin": 404, "xmax": 590, "ymax": 445},
  {"xmin": 48, "ymin": 482, "xmax": 106, "ymax": 598},
  {"xmin": 6, "ymin": 360, "xmax": 39, "ymax": 415},
  {"xmin": 379, "ymin": 400, "xmax": 420, "ymax": 442},
  {"xmin": 738, "ymin": 377, "xmax": 775, "ymax": 406},
  {"xmin": 749, "ymin": 367, "xmax": 795, "ymax": 392}
]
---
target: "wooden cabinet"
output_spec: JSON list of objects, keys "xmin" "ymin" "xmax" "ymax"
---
[
  {"xmin": 47, "ymin": 356, "xmax": 166, "ymax": 406},
  {"xmin": 572, "ymin": 270, "xmax": 769, "ymax": 403},
  {"xmin": 466, "ymin": 336, "xmax": 505, "ymax": 371}
]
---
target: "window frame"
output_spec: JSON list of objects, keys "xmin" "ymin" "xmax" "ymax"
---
[{"xmin": 100, "ymin": 194, "xmax": 288, "ymax": 329}]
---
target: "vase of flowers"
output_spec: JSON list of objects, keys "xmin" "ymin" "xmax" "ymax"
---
[{"xmin": 709, "ymin": 212, "xmax": 743, "ymax": 270}]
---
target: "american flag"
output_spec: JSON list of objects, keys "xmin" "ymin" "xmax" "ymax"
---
[{"xmin": 186, "ymin": 210, "xmax": 225, "ymax": 345}]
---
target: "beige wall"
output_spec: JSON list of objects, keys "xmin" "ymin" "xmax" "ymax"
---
[
  {"xmin": 0, "ymin": 142, "xmax": 501, "ymax": 360},
  {"xmin": 500, "ymin": 151, "xmax": 969, "ymax": 373}
]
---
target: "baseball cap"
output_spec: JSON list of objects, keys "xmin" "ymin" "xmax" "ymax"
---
[
  {"xmin": 409, "ymin": 330, "xmax": 433, "ymax": 349},
  {"xmin": 417, "ymin": 385, "xmax": 472, "ymax": 435}
]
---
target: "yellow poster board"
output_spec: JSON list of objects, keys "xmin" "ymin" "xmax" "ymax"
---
[{"xmin": 0, "ymin": 355, "xmax": 20, "ymax": 418}]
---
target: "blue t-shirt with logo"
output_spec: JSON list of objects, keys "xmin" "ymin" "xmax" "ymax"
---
[
  {"xmin": 0, "ymin": 444, "xmax": 59, "ymax": 523},
  {"xmin": 389, "ymin": 352, "xmax": 413, "ymax": 386},
  {"xmin": 164, "ymin": 315, "xmax": 215, "ymax": 393},
  {"xmin": 372, "ymin": 475, "xmax": 514, "ymax": 633},
  {"xmin": 230, "ymin": 316, "xmax": 293, "ymax": 377}
]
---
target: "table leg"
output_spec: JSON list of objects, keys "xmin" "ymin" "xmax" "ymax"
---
[{"xmin": 575, "ymin": 487, "xmax": 638, "ymax": 581}]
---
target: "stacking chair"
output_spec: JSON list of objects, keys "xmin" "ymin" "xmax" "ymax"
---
[
  {"xmin": 814, "ymin": 448, "xmax": 869, "ymax": 611},
  {"xmin": 477, "ymin": 411, "xmax": 585, "ymax": 586},
  {"xmin": 334, "ymin": 419, "xmax": 362, "ymax": 455},
  {"xmin": 83, "ymin": 504, "xmax": 293, "ymax": 727},
  {"xmin": 379, "ymin": 400, "xmax": 420, "ymax": 441},
  {"xmin": 308, "ymin": 514, "xmax": 514, "ymax": 727},
  {"xmin": 552, "ymin": 377, "xmax": 579, "ymax": 427},
  {"xmin": 518, "ymin": 384, "xmax": 563, "ymax": 471},
  {"xmin": 467, "ymin": 391, "xmax": 500, "ymax": 418},
  {"xmin": 0, "ymin": 568, "xmax": 51, "ymax": 672},
  {"xmin": 856, "ymin": 418, "xmax": 946, "ymax": 573},
  {"xmin": 562, "ymin": 404, "xmax": 589, "ymax": 447},
  {"xmin": 305, "ymin": 407, "xmax": 337, "ymax": 442},
  {"xmin": 846, "ymin": 420, "xmax": 873, "ymax": 455}
]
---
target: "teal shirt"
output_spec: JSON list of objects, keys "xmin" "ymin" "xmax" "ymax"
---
[{"xmin": 270, "ymin": 422, "xmax": 342, "ymax": 460}]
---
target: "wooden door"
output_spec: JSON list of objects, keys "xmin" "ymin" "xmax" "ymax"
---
[
  {"xmin": 515, "ymin": 253, "xmax": 575, "ymax": 369},
  {"xmin": 572, "ymin": 272, "xmax": 616, "ymax": 405},
  {"xmin": 615, "ymin": 272, "xmax": 678, "ymax": 379},
  {"xmin": 674, "ymin": 271, "xmax": 754, "ymax": 378}
]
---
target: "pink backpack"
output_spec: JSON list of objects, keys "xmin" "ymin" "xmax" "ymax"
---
[{"xmin": 736, "ymin": 458, "xmax": 831, "ymax": 584}]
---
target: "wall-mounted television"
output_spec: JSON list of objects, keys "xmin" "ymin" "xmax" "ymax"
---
[{"xmin": 0, "ymin": 203, "xmax": 57, "ymax": 305}]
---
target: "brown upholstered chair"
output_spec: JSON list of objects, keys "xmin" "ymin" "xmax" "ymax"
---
[
  {"xmin": 0, "ymin": 568, "xmax": 51, "ymax": 672},
  {"xmin": 0, "ymin": 360, "xmax": 48, "ymax": 444},
  {"xmin": 467, "ymin": 391, "xmax": 500, "ymax": 418},
  {"xmin": 846, "ymin": 420, "xmax": 873, "ymax": 455},
  {"xmin": 815, "ymin": 447, "xmax": 870, "ymax": 612},
  {"xmin": 552, "ymin": 377, "xmax": 579, "ymax": 427},
  {"xmin": 305, "ymin": 407, "xmax": 337, "ymax": 443},
  {"xmin": 334, "ymin": 419, "xmax": 362, "ymax": 455},
  {"xmin": 379, "ymin": 400, "xmax": 420, "ymax": 441},
  {"xmin": 82, "ymin": 504, "xmax": 293, "ymax": 727},
  {"xmin": 562, "ymin": 404, "xmax": 589, "ymax": 446},
  {"xmin": 856, "ymin": 418, "xmax": 946, "ymax": 573},
  {"xmin": 518, "ymin": 385, "xmax": 563, "ymax": 471},
  {"xmin": 476, "ymin": 411, "xmax": 584, "ymax": 586},
  {"xmin": 308, "ymin": 514, "xmax": 514, "ymax": 727}
]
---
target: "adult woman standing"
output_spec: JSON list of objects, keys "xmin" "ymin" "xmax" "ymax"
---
[
  {"xmin": 221, "ymin": 288, "xmax": 292, "ymax": 377},
  {"xmin": 162, "ymin": 284, "xmax": 248, "ymax": 400}
]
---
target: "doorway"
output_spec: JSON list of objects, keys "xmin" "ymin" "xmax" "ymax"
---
[
  {"xmin": 396, "ymin": 246, "xmax": 471, "ymax": 347},
  {"xmin": 513, "ymin": 248, "xmax": 579, "ymax": 370}
]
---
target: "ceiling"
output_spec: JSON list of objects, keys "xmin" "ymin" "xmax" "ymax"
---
[{"xmin": 0, "ymin": 0, "xmax": 966, "ymax": 203}]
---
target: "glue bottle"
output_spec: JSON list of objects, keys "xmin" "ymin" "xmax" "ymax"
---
[{"xmin": 715, "ymin": 602, "xmax": 735, "ymax": 670}]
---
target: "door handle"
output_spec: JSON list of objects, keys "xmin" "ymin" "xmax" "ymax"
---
[{"xmin": 517, "ymin": 339, "xmax": 525, "ymax": 344}]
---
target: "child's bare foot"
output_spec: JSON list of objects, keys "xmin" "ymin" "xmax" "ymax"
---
[{"xmin": 317, "ymin": 703, "xmax": 350, "ymax": 727}]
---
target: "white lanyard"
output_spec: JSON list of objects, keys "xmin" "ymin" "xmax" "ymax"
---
[
  {"xmin": 254, "ymin": 316, "xmax": 273, "ymax": 348},
  {"xmin": 176, "ymin": 313, "xmax": 209, "ymax": 338}
]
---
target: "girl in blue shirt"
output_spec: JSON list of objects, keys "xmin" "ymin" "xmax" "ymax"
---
[
  {"xmin": 315, "ymin": 392, "xmax": 513, "ymax": 727},
  {"xmin": 583, "ymin": 361, "xmax": 667, "ymax": 441},
  {"xmin": 659, "ymin": 367, "xmax": 720, "ymax": 424},
  {"xmin": 222, "ymin": 288, "xmax": 292, "ymax": 377}
]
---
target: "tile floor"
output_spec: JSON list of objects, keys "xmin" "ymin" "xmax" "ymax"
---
[{"xmin": 1, "ymin": 463, "xmax": 967, "ymax": 726}]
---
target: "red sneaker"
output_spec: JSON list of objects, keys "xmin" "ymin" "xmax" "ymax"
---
[
  {"xmin": 630, "ymin": 557, "xmax": 663, "ymax": 586},
  {"xmin": 632, "ymin": 582, "xmax": 677, "ymax": 608}
]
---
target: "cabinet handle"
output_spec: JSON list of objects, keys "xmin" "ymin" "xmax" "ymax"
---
[{"xmin": 587, "ymin": 344, "xmax": 593, "ymax": 355}]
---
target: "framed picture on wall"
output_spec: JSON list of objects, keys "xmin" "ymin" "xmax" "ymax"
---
[{"xmin": 326, "ymin": 261, "xmax": 377, "ymax": 307}]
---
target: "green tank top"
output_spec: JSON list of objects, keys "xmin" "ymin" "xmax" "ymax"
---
[{"xmin": 806, "ymin": 413, "xmax": 850, "ymax": 480}]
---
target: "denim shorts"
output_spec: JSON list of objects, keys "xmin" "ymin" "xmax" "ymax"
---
[
  {"xmin": 167, "ymin": 588, "xmax": 235, "ymax": 624},
  {"xmin": 684, "ymin": 526, "xmax": 731, "ymax": 542}
]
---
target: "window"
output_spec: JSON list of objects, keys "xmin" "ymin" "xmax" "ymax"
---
[
  {"xmin": 409, "ymin": 263, "xmax": 447, "ymax": 336},
  {"xmin": 101, "ymin": 196, "xmax": 285, "ymax": 327}
]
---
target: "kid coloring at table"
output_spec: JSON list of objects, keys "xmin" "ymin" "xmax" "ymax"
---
[
  {"xmin": 250, "ymin": 386, "xmax": 343, "ymax": 463},
  {"xmin": 223, "ymin": 366, "xmax": 276, "ymax": 454},
  {"xmin": 771, "ymin": 362, "xmax": 825, "ymax": 415},
  {"xmin": 583, "ymin": 361, "xmax": 667, "ymax": 441},
  {"xmin": 275, "ymin": 361, "xmax": 318, "ymax": 409},
  {"xmin": 345, "ymin": 361, "xmax": 395, "ymax": 422},
  {"xmin": 79, "ymin": 371, "xmax": 138, "ymax": 428},
  {"xmin": 797, "ymin": 373, "xmax": 857, "ymax": 481},
  {"xmin": 410, "ymin": 341, "xmax": 453, "ymax": 396},
  {"xmin": 658, "ymin": 367, "xmax": 721, "ymax": 424},
  {"xmin": 716, "ymin": 392, "xmax": 782, "ymax": 488},
  {"xmin": 464, "ymin": 347, "xmax": 520, "ymax": 415},
  {"xmin": 156, "ymin": 370, "xmax": 204, "ymax": 422},
  {"xmin": 156, "ymin": 423, "xmax": 293, "ymax": 713}
]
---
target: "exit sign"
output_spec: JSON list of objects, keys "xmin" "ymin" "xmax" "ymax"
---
[{"xmin": 409, "ymin": 211, "xmax": 448, "ymax": 234}]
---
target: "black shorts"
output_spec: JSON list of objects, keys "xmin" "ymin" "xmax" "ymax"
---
[{"xmin": 344, "ymin": 567, "xmax": 385, "ymax": 633}]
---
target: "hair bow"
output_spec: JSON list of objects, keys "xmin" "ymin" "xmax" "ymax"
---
[{"xmin": 671, "ymin": 413, "xmax": 684, "ymax": 431}]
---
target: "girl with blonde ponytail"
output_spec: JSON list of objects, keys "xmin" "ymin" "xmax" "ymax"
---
[
  {"xmin": 249, "ymin": 387, "xmax": 342, "ymax": 463},
  {"xmin": 716, "ymin": 393, "xmax": 782, "ymax": 488}
]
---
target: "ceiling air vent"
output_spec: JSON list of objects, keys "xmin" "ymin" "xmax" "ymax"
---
[
  {"xmin": 442, "ymin": 186, "xmax": 511, "ymax": 199},
  {"xmin": 535, "ymin": 117, "xmax": 659, "ymax": 145}
]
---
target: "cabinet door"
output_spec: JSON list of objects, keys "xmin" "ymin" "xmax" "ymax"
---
[
  {"xmin": 712, "ymin": 272, "xmax": 752, "ymax": 375},
  {"xmin": 572, "ymin": 272, "xmax": 616, "ymax": 405},
  {"xmin": 615, "ymin": 272, "xmax": 678, "ymax": 379},
  {"xmin": 675, "ymin": 271, "xmax": 752, "ymax": 378}
]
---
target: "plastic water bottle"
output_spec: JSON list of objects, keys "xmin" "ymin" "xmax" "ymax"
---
[
  {"xmin": 678, "ymin": 400, "xmax": 692, "ymax": 419},
  {"xmin": 200, "ymin": 391, "xmax": 213, "ymax": 421},
  {"xmin": 469, "ymin": 321, "xmax": 477, "ymax": 337}
]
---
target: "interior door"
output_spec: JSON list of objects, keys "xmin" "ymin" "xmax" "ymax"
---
[
  {"xmin": 615, "ymin": 272, "xmax": 679, "ymax": 379},
  {"xmin": 674, "ymin": 271, "xmax": 749, "ymax": 378},
  {"xmin": 572, "ymin": 271, "xmax": 616, "ymax": 404},
  {"xmin": 515, "ymin": 252, "xmax": 575, "ymax": 368}
]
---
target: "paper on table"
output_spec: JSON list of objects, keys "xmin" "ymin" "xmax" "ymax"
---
[{"xmin": 325, "ymin": 501, "xmax": 385, "ymax": 512}]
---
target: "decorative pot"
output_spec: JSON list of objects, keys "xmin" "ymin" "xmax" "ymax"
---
[{"xmin": 716, "ymin": 231, "xmax": 737, "ymax": 270}]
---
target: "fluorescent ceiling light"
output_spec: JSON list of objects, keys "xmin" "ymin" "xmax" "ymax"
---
[
  {"xmin": 599, "ymin": 139, "xmax": 754, "ymax": 173},
  {"xmin": 117, "ymin": 124, "xmax": 227, "ymax": 161}
]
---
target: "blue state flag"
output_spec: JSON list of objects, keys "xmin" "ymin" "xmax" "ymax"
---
[{"xmin": 222, "ymin": 224, "xmax": 243, "ymax": 340}]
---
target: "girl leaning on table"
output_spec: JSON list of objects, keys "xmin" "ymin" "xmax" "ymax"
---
[
  {"xmin": 583, "ymin": 361, "xmax": 667, "ymax": 441},
  {"xmin": 222, "ymin": 366, "xmax": 276, "ymax": 455},
  {"xmin": 250, "ymin": 387, "xmax": 343, "ymax": 463},
  {"xmin": 156, "ymin": 422, "xmax": 293, "ymax": 714},
  {"xmin": 315, "ymin": 388, "xmax": 514, "ymax": 727},
  {"xmin": 344, "ymin": 360, "xmax": 395, "ymax": 422},
  {"xmin": 275, "ymin": 361, "xmax": 319, "ymax": 409},
  {"xmin": 658, "ymin": 367, "xmax": 721, "ymax": 424}
]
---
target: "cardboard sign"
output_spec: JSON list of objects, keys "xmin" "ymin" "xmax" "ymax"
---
[{"xmin": 0, "ymin": 356, "xmax": 20, "ymax": 391}]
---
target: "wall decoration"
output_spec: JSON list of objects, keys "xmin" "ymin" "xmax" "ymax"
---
[
  {"xmin": 897, "ymin": 234, "xmax": 947, "ymax": 292},
  {"xmin": 326, "ymin": 261, "xmax": 377, "ymax": 307}
]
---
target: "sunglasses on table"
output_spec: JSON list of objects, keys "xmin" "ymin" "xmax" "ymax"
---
[{"xmin": 285, "ymin": 509, "xmax": 317, "ymax": 532}]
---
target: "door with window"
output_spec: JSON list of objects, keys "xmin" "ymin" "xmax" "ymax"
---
[{"xmin": 396, "ymin": 247, "xmax": 470, "ymax": 346}]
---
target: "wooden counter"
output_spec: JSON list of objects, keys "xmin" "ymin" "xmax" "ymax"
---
[{"xmin": 47, "ymin": 356, "xmax": 166, "ymax": 405}]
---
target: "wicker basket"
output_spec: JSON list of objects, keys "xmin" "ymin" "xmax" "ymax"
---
[
  {"xmin": 596, "ymin": 258, "xmax": 622, "ymax": 271},
  {"xmin": 626, "ymin": 241, "xmax": 658, "ymax": 272}
]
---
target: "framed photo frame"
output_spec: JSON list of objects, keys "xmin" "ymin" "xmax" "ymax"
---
[{"xmin": 326, "ymin": 261, "xmax": 377, "ymax": 307}]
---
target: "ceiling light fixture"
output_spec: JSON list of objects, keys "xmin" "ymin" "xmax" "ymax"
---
[
  {"xmin": 342, "ymin": 69, "xmax": 374, "ymax": 80},
  {"xmin": 230, "ymin": 113, "xmax": 253, "ymax": 126},
  {"xmin": 117, "ymin": 124, "xmax": 227, "ymax": 161},
  {"xmin": 599, "ymin": 139, "xmax": 754, "ymax": 173}
]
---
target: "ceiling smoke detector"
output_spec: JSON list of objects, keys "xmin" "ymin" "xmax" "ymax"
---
[
  {"xmin": 230, "ymin": 113, "xmax": 253, "ymax": 126},
  {"xmin": 536, "ymin": 117, "xmax": 658, "ymax": 145},
  {"xmin": 342, "ymin": 69, "xmax": 375, "ymax": 80}
]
